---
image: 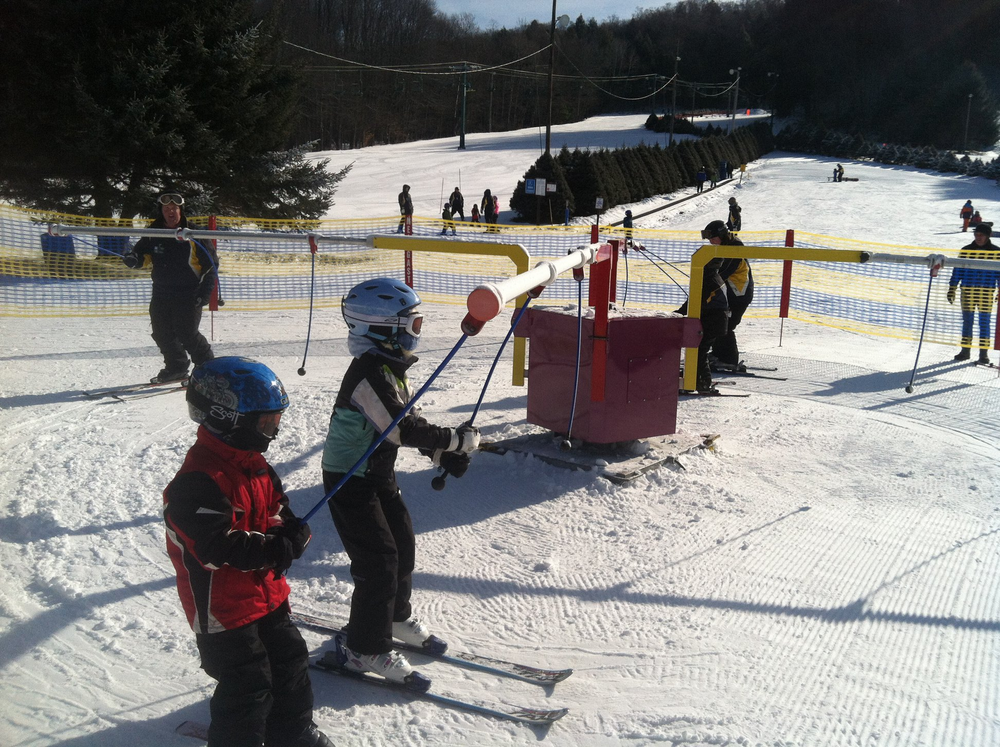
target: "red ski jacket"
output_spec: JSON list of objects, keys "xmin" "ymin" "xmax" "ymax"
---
[{"xmin": 164, "ymin": 426, "xmax": 295, "ymax": 634}]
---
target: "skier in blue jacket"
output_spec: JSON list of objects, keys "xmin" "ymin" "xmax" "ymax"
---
[{"xmin": 947, "ymin": 222, "xmax": 999, "ymax": 365}]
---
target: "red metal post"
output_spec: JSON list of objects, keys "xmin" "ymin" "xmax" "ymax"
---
[
  {"xmin": 779, "ymin": 229, "xmax": 794, "ymax": 318},
  {"xmin": 588, "ymin": 246, "xmax": 614, "ymax": 403},
  {"xmin": 405, "ymin": 250, "xmax": 413, "ymax": 288}
]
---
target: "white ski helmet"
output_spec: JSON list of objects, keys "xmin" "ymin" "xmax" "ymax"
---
[{"xmin": 342, "ymin": 277, "xmax": 423, "ymax": 353}]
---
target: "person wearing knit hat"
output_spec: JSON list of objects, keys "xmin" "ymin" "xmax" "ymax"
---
[{"xmin": 947, "ymin": 221, "xmax": 999, "ymax": 364}]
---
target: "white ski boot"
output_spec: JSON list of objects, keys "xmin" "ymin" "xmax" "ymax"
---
[
  {"xmin": 393, "ymin": 617, "xmax": 448, "ymax": 655},
  {"xmin": 332, "ymin": 633, "xmax": 431, "ymax": 691}
]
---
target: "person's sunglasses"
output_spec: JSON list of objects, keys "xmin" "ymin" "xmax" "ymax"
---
[{"xmin": 158, "ymin": 193, "xmax": 185, "ymax": 206}]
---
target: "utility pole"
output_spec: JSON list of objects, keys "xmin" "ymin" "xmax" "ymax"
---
[
  {"xmin": 488, "ymin": 73, "xmax": 495, "ymax": 133},
  {"xmin": 963, "ymin": 93, "xmax": 973, "ymax": 153},
  {"xmin": 767, "ymin": 72, "xmax": 778, "ymax": 135},
  {"xmin": 728, "ymin": 67, "xmax": 741, "ymax": 135},
  {"xmin": 668, "ymin": 50, "xmax": 680, "ymax": 146},
  {"xmin": 458, "ymin": 63, "xmax": 468, "ymax": 150},
  {"xmin": 545, "ymin": 0, "xmax": 557, "ymax": 156}
]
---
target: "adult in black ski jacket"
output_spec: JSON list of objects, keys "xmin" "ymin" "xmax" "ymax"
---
[
  {"xmin": 123, "ymin": 194, "xmax": 216, "ymax": 383},
  {"xmin": 396, "ymin": 184, "xmax": 413, "ymax": 233},
  {"xmin": 448, "ymin": 187, "xmax": 465, "ymax": 220},
  {"xmin": 726, "ymin": 197, "xmax": 742, "ymax": 232},
  {"xmin": 481, "ymin": 189, "xmax": 496, "ymax": 230}
]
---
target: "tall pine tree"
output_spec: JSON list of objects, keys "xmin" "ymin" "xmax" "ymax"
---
[{"xmin": 0, "ymin": 0, "xmax": 346, "ymax": 219}]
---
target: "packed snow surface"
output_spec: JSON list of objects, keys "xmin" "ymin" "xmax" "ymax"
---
[{"xmin": 2, "ymin": 115, "xmax": 999, "ymax": 746}]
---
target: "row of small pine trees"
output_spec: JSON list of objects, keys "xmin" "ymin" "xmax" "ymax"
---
[
  {"xmin": 776, "ymin": 123, "xmax": 1000, "ymax": 181},
  {"xmin": 510, "ymin": 122, "xmax": 774, "ymax": 223}
]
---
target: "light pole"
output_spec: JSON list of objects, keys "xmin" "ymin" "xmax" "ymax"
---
[
  {"xmin": 963, "ymin": 93, "xmax": 973, "ymax": 154},
  {"xmin": 668, "ymin": 52, "xmax": 680, "ymax": 146},
  {"xmin": 728, "ymin": 67, "xmax": 741, "ymax": 134}
]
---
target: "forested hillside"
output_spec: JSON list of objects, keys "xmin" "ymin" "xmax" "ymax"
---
[{"xmin": 273, "ymin": 0, "xmax": 1000, "ymax": 151}]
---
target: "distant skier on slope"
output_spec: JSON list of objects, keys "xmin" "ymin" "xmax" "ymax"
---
[
  {"xmin": 321, "ymin": 278, "xmax": 480, "ymax": 685},
  {"xmin": 163, "ymin": 357, "xmax": 332, "ymax": 747},
  {"xmin": 960, "ymin": 200, "xmax": 974, "ymax": 232}
]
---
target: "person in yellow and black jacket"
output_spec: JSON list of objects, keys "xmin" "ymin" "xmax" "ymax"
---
[
  {"xmin": 705, "ymin": 220, "xmax": 754, "ymax": 372},
  {"xmin": 947, "ymin": 222, "xmax": 999, "ymax": 365},
  {"xmin": 123, "ymin": 193, "xmax": 217, "ymax": 383},
  {"xmin": 678, "ymin": 222, "xmax": 730, "ymax": 393}
]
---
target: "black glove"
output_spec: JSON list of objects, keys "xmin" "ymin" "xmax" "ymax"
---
[
  {"xmin": 439, "ymin": 450, "xmax": 471, "ymax": 478},
  {"xmin": 947, "ymin": 287, "xmax": 956, "ymax": 304},
  {"xmin": 267, "ymin": 535, "xmax": 295, "ymax": 579},
  {"xmin": 272, "ymin": 518, "xmax": 312, "ymax": 559},
  {"xmin": 122, "ymin": 253, "xmax": 141, "ymax": 269}
]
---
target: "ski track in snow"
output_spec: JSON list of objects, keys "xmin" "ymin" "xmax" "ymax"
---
[{"xmin": 3, "ymin": 118, "xmax": 1000, "ymax": 746}]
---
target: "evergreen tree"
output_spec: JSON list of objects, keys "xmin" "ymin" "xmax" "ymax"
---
[
  {"xmin": 565, "ymin": 149, "xmax": 608, "ymax": 218},
  {"xmin": 510, "ymin": 152, "xmax": 574, "ymax": 224},
  {"xmin": 0, "ymin": 0, "xmax": 344, "ymax": 219}
]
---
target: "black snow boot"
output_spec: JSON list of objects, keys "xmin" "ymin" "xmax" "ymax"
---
[
  {"xmin": 289, "ymin": 723, "xmax": 335, "ymax": 747},
  {"xmin": 953, "ymin": 348, "xmax": 971, "ymax": 361},
  {"xmin": 978, "ymin": 351, "xmax": 991, "ymax": 365},
  {"xmin": 151, "ymin": 366, "xmax": 189, "ymax": 384}
]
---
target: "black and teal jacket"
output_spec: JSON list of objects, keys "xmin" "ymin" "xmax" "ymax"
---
[{"xmin": 322, "ymin": 344, "xmax": 455, "ymax": 488}]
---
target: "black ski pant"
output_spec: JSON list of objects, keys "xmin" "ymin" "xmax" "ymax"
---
[
  {"xmin": 196, "ymin": 602, "xmax": 314, "ymax": 747},
  {"xmin": 711, "ymin": 285, "xmax": 754, "ymax": 365},
  {"xmin": 150, "ymin": 294, "xmax": 214, "ymax": 372},
  {"xmin": 324, "ymin": 472, "xmax": 415, "ymax": 655},
  {"xmin": 697, "ymin": 309, "xmax": 729, "ymax": 389}
]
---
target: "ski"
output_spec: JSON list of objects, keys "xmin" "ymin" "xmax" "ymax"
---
[
  {"xmin": 679, "ymin": 389, "xmax": 751, "ymax": 398},
  {"xmin": 744, "ymin": 365, "xmax": 779, "ymax": 372},
  {"xmin": 311, "ymin": 654, "xmax": 569, "ymax": 726},
  {"xmin": 974, "ymin": 360, "xmax": 997, "ymax": 369},
  {"xmin": 81, "ymin": 379, "xmax": 187, "ymax": 400},
  {"xmin": 112, "ymin": 384, "xmax": 188, "ymax": 401},
  {"xmin": 290, "ymin": 611, "xmax": 573, "ymax": 685},
  {"xmin": 714, "ymin": 370, "xmax": 787, "ymax": 381},
  {"xmin": 175, "ymin": 720, "xmax": 209, "ymax": 742}
]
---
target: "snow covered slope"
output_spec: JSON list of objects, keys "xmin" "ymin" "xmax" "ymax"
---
[{"xmin": 2, "ymin": 115, "xmax": 999, "ymax": 746}]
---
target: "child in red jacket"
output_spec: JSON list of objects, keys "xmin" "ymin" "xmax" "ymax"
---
[{"xmin": 164, "ymin": 357, "xmax": 332, "ymax": 747}]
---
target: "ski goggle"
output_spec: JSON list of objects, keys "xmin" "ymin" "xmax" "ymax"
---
[
  {"xmin": 158, "ymin": 193, "xmax": 185, "ymax": 206},
  {"xmin": 400, "ymin": 311, "xmax": 423, "ymax": 337},
  {"xmin": 255, "ymin": 411, "xmax": 283, "ymax": 439}
]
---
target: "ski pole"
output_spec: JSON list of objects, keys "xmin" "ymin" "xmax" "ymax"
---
[
  {"xmin": 298, "ymin": 234, "xmax": 319, "ymax": 376},
  {"xmin": 905, "ymin": 254, "xmax": 945, "ymax": 393},
  {"xmin": 301, "ymin": 334, "xmax": 469, "ymax": 523},
  {"xmin": 432, "ymin": 292, "xmax": 537, "ymax": 491}
]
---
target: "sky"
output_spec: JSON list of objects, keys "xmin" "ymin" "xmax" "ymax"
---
[
  {"xmin": 434, "ymin": 0, "xmax": 674, "ymax": 29},
  {"xmin": 2, "ymin": 114, "xmax": 1000, "ymax": 746}
]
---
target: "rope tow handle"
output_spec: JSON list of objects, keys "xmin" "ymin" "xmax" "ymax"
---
[{"xmin": 298, "ymin": 233, "xmax": 320, "ymax": 376}]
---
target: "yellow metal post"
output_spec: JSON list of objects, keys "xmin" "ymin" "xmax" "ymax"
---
[{"xmin": 682, "ymin": 245, "xmax": 870, "ymax": 392}]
